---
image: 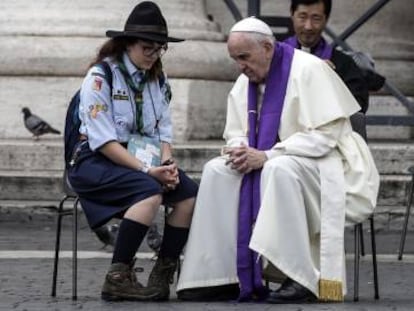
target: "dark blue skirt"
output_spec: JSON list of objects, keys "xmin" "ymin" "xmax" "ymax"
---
[{"xmin": 68, "ymin": 142, "xmax": 198, "ymax": 229}]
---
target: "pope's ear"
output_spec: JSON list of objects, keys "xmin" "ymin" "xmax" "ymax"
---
[{"xmin": 262, "ymin": 40, "xmax": 274, "ymax": 57}]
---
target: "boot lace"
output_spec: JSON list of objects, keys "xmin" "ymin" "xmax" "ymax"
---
[{"xmin": 151, "ymin": 258, "xmax": 177, "ymax": 286}]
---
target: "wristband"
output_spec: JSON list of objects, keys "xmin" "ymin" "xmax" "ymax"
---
[
  {"xmin": 162, "ymin": 157, "xmax": 174, "ymax": 166},
  {"xmin": 140, "ymin": 164, "xmax": 150, "ymax": 174}
]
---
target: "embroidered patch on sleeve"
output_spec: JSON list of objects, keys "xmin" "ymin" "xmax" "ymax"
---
[
  {"xmin": 113, "ymin": 89, "xmax": 129, "ymax": 101},
  {"xmin": 89, "ymin": 103, "xmax": 109, "ymax": 119},
  {"xmin": 113, "ymin": 94, "xmax": 130, "ymax": 101},
  {"xmin": 92, "ymin": 77, "xmax": 103, "ymax": 91}
]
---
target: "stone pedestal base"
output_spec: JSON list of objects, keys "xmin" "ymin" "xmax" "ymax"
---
[
  {"xmin": 0, "ymin": 0, "xmax": 238, "ymax": 141},
  {"xmin": 0, "ymin": 76, "xmax": 233, "ymax": 142},
  {"xmin": 170, "ymin": 79, "xmax": 233, "ymax": 141}
]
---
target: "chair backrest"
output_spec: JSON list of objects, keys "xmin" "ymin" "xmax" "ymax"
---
[
  {"xmin": 350, "ymin": 112, "xmax": 367, "ymax": 142},
  {"xmin": 62, "ymin": 169, "xmax": 77, "ymax": 197}
]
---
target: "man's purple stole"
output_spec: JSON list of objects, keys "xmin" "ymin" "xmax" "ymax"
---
[
  {"xmin": 237, "ymin": 42, "xmax": 294, "ymax": 301},
  {"xmin": 284, "ymin": 35, "xmax": 333, "ymax": 59}
]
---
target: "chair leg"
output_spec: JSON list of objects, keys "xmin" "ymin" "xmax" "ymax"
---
[
  {"xmin": 359, "ymin": 223, "xmax": 365, "ymax": 256},
  {"xmin": 369, "ymin": 216, "xmax": 379, "ymax": 299},
  {"xmin": 72, "ymin": 198, "xmax": 79, "ymax": 300},
  {"xmin": 177, "ymin": 257, "xmax": 182, "ymax": 277},
  {"xmin": 398, "ymin": 174, "xmax": 414, "ymax": 260},
  {"xmin": 51, "ymin": 196, "xmax": 69, "ymax": 297},
  {"xmin": 354, "ymin": 223, "xmax": 360, "ymax": 302}
]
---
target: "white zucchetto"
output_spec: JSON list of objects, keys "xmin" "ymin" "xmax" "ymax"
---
[{"xmin": 229, "ymin": 17, "xmax": 273, "ymax": 36}]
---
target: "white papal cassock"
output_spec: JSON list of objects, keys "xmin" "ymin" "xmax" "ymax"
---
[{"xmin": 176, "ymin": 49, "xmax": 379, "ymax": 299}]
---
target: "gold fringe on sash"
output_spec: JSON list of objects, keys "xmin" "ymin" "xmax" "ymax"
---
[{"xmin": 319, "ymin": 279, "xmax": 344, "ymax": 302}]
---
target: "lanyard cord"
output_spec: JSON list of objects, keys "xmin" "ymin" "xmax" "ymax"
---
[
  {"xmin": 118, "ymin": 61, "xmax": 147, "ymax": 135},
  {"xmin": 147, "ymin": 84, "xmax": 161, "ymax": 142}
]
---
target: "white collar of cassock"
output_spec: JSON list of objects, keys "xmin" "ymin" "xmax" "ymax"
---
[{"xmin": 301, "ymin": 46, "xmax": 311, "ymax": 53}]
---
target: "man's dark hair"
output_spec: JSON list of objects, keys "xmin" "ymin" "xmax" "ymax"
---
[{"xmin": 290, "ymin": 0, "xmax": 332, "ymax": 19}]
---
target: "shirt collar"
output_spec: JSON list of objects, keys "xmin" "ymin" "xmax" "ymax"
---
[
  {"xmin": 296, "ymin": 39, "xmax": 324, "ymax": 55},
  {"xmin": 122, "ymin": 52, "xmax": 146, "ymax": 81}
]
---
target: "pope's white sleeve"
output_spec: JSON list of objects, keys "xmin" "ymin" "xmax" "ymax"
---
[{"xmin": 265, "ymin": 118, "xmax": 347, "ymax": 159}]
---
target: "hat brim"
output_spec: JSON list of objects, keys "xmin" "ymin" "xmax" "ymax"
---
[{"xmin": 106, "ymin": 30, "xmax": 184, "ymax": 43}]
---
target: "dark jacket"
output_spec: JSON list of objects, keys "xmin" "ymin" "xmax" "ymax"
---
[{"xmin": 331, "ymin": 49, "xmax": 369, "ymax": 114}]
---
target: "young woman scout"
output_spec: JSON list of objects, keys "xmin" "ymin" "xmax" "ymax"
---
[{"xmin": 68, "ymin": 1, "xmax": 198, "ymax": 301}]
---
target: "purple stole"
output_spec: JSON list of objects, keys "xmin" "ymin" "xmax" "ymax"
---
[
  {"xmin": 237, "ymin": 42, "xmax": 294, "ymax": 301},
  {"xmin": 284, "ymin": 35, "xmax": 333, "ymax": 59}
]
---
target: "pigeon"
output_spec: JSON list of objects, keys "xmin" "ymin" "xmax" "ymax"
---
[
  {"xmin": 93, "ymin": 224, "xmax": 119, "ymax": 248},
  {"xmin": 146, "ymin": 223, "xmax": 163, "ymax": 254},
  {"xmin": 21, "ymin": 107, "xmax": 61, "ymax": 139}
]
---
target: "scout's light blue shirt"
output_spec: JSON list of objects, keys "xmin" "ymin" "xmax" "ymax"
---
[{"xmin": 79, "ymin": 53, "xmax": 173, "ymax": 151}]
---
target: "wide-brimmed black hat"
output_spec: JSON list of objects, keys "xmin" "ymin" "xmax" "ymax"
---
[{"xmin": 106, "ymin": 1, "xmax": 184, "ymax": 43}]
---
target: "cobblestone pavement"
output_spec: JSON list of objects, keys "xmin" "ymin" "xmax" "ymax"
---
[{"xmin": 1, "ymin": 213, "xmax": 414, "ymax": 311}]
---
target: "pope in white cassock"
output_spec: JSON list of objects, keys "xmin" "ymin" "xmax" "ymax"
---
[{"xmin": 176, "ymin": 17, "xmax": 379, "ymax": 304}]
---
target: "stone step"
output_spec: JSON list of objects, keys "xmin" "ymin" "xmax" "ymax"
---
[
  {"xmin": 0, "ymin": 199, "xmax": 168, "ymax": 225},
  {"xmin": 1, "ymin": 139, "xmax": 413, "ymax": 205},
  {"xmin": 1, "ymin": 139, "xmax": 414, "ymax": 174},
  {"xmin": 0, "ymin": 76, "xmax": 409, "ymax": 141},
  {"xmin": 0, "ymin": 38, "xmax": 233, "ymax": 79},
  {"xmin": 378, "ymin": 174, "xmax": 411, "ymax": 206},
  {"xmin": 0, "ymin": 169, "xmax": 410, "ymax": 207},
  {"xmin": 0, "ymin": 139, "xmax": 220, "ymax": 173},
  {"xmin": 0, "ymin": 170, "xmax": 201, "ymax": 201},
  {"xmin": 0, "ymin": 0, "xmax": 224, "ymax": 41},
  {"xmin": 369, "ymin": 141, "xmax": 414, "ymax": 174},
  {"xmin": 0, "ymin": 76, "xmax": 233, "ymax": 141},
  {"xmin": 367, "ymin": 96, "xmax": 414, "ymax": 140},
  {"xmin": 0, "ymin": 0, "xmax": 236, "ymax": 142},
  {"xmin": 374, "ymin": 204, "xmax": 413, "ymax": 232},
  {"xmin": 0, "ymin": 170, "xmax": 63, "ymax": 201},
  {"xmin": 0, "ymin": 200, "xmax": 62, "ymax": 223}
]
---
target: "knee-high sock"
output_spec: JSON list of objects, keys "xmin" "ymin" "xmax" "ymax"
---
[
  {"xmin": 159, "ymin": 223, "xmax": 189, "ymax": 259},
  {"xmin": 112, "ymin": 218, "xmax": 149, "ymax": 264}
]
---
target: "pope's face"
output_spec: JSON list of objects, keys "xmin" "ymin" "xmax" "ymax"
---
[
  {"xmin": 291, "ymin": 2, "xmax": 327, "ymax": 48},
  {"xmin": 227, "ymin": 32, "xmax": 274, "ymax": 83}
]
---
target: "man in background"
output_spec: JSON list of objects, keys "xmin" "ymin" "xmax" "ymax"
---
[{"xmin": 285, "ymin": 0, "xmax": 369, "ymax": 113}]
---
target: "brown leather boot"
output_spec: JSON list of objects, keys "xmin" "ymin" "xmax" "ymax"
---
[
  {"xmin": 101, "ymin": 262, "xmax": 162, "ymax": 301},
  {"xmin": 147, "ymin": 257, "xmax": 178, "ymax": 301}
]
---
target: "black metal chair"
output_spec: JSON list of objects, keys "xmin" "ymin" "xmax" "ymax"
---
[
  {"xmin": 398, "ymin": 166, "xmax": 414, "ymax": 260},
  {"xmin": 51, "ymin": 171, "xmax": 180, "ymax": 300},
  {"xmin": 350, "ymin": 112, "xmax": 379, "ymax": 301},
  {"xmin": 51, "ymin": 169, "xmax": 79, "ymax": 300},
  {"xmin": 353, "ymin": 215, "xmax": 379, "ymax": 301},
  {"xmin": 264, "ymin": 113, "xmax": 379, "ymax": 300}
]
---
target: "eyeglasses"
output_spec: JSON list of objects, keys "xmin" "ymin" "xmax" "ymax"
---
[{"xmin": 138, "ymin": 41, "xmax": 168, "ymax": 58}]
